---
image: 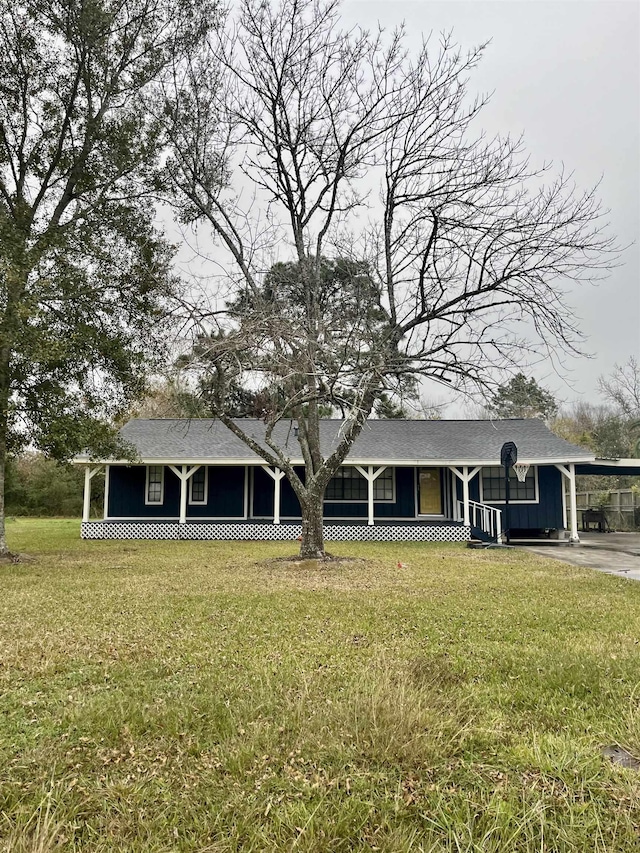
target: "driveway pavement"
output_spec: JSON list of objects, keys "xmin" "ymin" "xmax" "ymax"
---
[{"xmin": 520, "ymin": 532, "xmax": 640, "ymax": 581}]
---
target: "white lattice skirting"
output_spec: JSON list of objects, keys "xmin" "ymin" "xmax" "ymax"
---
[{"xmin": 81, "ymin": 522, "xmax": 470, "ymax": 542}]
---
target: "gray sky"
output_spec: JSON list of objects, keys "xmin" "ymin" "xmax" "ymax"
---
[{"xmin": 341, "ymin": 0, "xmax": 639, "ymax": 407}]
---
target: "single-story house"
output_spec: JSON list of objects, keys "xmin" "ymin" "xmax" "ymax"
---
[{"xmin": 75, "ymin": 418, "xmax": 640, "ymax": 543}]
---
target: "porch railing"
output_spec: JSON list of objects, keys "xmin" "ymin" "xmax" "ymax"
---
[{"xmin": 457, "ymin": 499, "xmax": 502, "ymax": 542}]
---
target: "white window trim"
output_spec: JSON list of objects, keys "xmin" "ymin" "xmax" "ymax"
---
[
  {"xmin": 188, "ymin": 466, "xmax": 208, "ymax": 505},
  {"xmin": 145, "ymin": 465, "xmax": 164, "ymax": 505},
  {"xmin": 479, "ymin": 465, "xmax": 539, "ymax": 505},
  {"xmin": 324, "ymin": 466, "xmax": 396, "ymax": 503}
]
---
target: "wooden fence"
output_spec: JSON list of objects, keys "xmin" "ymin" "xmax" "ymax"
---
[{"xmin": 575, "ymin": 489, "xmax": 640, "ymax": 531}]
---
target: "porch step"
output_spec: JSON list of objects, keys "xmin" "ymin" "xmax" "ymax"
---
[{"xmin": 470, "ymin": 525, "xmax": 497, "ymax": 543}]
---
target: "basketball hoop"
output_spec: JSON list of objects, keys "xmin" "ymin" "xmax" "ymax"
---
[{"xmin": 513, "ymin": 463, "xmax": 530, "ymax": 483}]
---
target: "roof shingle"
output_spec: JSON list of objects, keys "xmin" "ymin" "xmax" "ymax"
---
[{"xmin": 98, "ymin": 418, "xmax": 593, "ymax": 464}]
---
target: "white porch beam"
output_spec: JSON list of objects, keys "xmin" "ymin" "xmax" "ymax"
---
[
  {"xmin": 355, "ymin": 465, "xmax": 387, "ymax": 526},
  {"xmin": 262, "ymin": 466, "xmax": 286, "ymax": 524},
  {"xmin": 448, "ymin": 466, "xmax": 480, "ymax": 527},
  {"xmin": 168, "ymin": 465, "xmax": 202, "ymax": 524}
]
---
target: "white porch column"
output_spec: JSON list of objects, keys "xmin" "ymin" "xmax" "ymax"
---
[
  {"xmin": 448, "ymin": 466, "xmax": 481, "ymax": 528},
  {"xmin": 561, "ymin": 474, "xmax": 568, "ymax": 530},
  {"xmin": 83, "ymin": 467, "xmax": 91, "ymax": 523},
  {"xmin": 82, "ymin": 466, "xmax": 102, "ymax": 523},
  {"xmin": 273, "ymin": 470, "xmax": 283, "ymax": 524},
  {"xmin": 103, "ymin": 465, "xmax": 110, "ymax": 519},
  {"xmin": 451, "ymin": 469, "xmax": 459, "ymax": 520},
  {"xmin": 355, "ymin": 465, "xmax": 387, "ymax": 526},
  {"xmin": 262, "ymin": 466, "xmax": 286, "ymax": 524},
  {"xmin": 179, "ymin": 465, "xmax": 188, "ymax": 525},
  {"xmin": 169, "ymin": 465, "xmax": 202, "ymax": 524},
  {"xmin": 462, "ymin": 465, "xmax": 470, "ymax": 527}
]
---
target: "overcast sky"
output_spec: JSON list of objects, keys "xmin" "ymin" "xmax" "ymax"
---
[
  {"xmin": 340, "ymin": 0, "xmax": 639, "ymax": 407},
  {"xmin": 174, "ymin": 1, "xmax": 639, "ymax": 411}
]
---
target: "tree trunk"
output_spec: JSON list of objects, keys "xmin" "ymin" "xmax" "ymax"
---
[
  {"xmin": 0, "ymin": 371, "xmax": 10, "ymax": 558},
  {"xmin": 0, "ymin": 284, "xmax": 14, "ymax": 558},
  {"xmin": 299, "ymin": 496, "xmax": 326, "ymax": 560}
]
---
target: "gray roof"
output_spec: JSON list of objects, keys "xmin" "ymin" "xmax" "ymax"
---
[{"xmin": 95, "ymin": 418, "xmax": 594, "ymax": 465}]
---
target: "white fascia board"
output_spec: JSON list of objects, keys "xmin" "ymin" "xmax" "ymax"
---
[
  {"xmin": 73, "ymin": 455, "xmax": 596, "ymax": 467},
  {"xmin": 591, "ymin": 458, "xmax": 640, "ymax": 467},
  {"xmin": 343, "ymin": 457, "xmax": 595, "ymax": 466}
]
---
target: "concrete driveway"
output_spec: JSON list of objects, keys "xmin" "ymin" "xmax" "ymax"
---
[{"xmin": 520, "ymin": 532, "xmax": 640, "ymax": 581}]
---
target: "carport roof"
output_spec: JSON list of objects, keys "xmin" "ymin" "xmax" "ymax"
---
[{"xmin": 576, "ymin": 460, "xmax": 640, "ymax": 477}]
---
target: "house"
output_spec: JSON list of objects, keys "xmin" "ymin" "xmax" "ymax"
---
[{"xmin": 75, "ymin": 418, "xmax": 640, "ymax": 543}]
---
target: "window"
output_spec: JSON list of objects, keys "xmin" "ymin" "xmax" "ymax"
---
[
  {"xmin": 373, "ymin": 468, "xmax": 394, "ymax": 501},
  {"xmin": 145, "ymin": 465, "xmax": 164, "ymax": 504},
  {"xmin": 480, "ymin": 466, "xmax": 536, "ymax": 503},
  {"xmin": 325, "ymin": 467, "xmax": 394, "ymax": 502},
  {"xmin": 189, "ymin": 467, "xmax": 207, "ymax": 504}
]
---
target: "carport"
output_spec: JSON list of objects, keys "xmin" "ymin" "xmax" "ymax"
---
[{"xmin": 574, "ymin": 459, "xmax": 640, "ymax": 535}]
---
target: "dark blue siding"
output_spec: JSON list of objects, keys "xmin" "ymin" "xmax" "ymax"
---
[
  {"xmin": 252, "ymin": 466, "xmax": 274, "ymax": 517},
  {"xmin": 281, "ymin": 467, "xmax": 303, "ymax": 517},
  {"xmin": 108, "ymin": 465, "xmax": 180, "ymax": 518},
  {"xmin": 323, "ymin": 466, "xmax": 415, "ymax": 518},
  {"xmin": 253, "ymin": 466, "xmax": 416, "ymax": 519},
  {"xmin": 467, "ymin": 466, "xmax": 564, "ymax": 530},
  {"xmin": 108, "ymin": 465, "xmax": 246, "ymax": 519},
  {"xmin": 188, "ymin": 467, "xmax": 245, "ymax": 518}
]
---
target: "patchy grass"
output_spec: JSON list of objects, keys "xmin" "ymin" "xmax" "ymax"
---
[{"xmin": 1, "ymin": 518, "xmax": 639, "ymax": 851}]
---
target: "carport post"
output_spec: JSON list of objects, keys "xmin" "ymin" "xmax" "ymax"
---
[
  {"xmin": 568, "ymin": 463, "xmax": 579, "ymax": 542},
  {"xmin": 555, "ymin": 463, "xmax": 580, "ymax": 543}
]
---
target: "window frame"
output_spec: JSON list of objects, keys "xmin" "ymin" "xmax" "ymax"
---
[
  {"xmin": 145, "ymin": 465, "xmax": 165, "ymax": 505},
  {"xmin": 188, "ymin": 466, "xmax": 208, "ymax": 505},
  {"xmin": 324, "ymin": 466, "xmax": 395, "ymax": 503},
  {"xmin": 479, "ymin": 465, "xmax": 539, "ymax": 505}
]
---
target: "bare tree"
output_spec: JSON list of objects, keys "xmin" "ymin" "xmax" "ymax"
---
[
  {"xmin": 161, "ymin": 0, "xmax": 617, "ymax": 558},
  {"xmin": 598, "ymin": 357, "xmax": 640, "ymax": 417}
]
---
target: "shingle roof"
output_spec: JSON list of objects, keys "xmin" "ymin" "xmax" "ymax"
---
[{"xmin": 94, "ymin": 418, "xmax": 593, "ymax": 465}]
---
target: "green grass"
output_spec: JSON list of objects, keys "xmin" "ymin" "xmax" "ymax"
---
[{"xmin": 1, "ymin": 519, "xmax": 639, "ymax": 851}]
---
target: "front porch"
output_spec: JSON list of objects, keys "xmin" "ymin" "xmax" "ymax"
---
[{"xmin": 78, "ymin": 458, "xmax": 580, "ymax": 542}]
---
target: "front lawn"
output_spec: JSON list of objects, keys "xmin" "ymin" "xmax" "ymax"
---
[{"xmin": 1, "ymin": 519, "xmax": 639, "ymax": 851}]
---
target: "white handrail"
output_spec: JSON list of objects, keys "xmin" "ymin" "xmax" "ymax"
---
[{"xmin": 457, "ymin": 499, "xmax": 502, "ymax": 542}]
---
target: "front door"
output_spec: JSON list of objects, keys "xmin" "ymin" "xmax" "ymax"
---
[{"xmin": 418, "ymin": 468, "xmax": 442, "ymax": 515}]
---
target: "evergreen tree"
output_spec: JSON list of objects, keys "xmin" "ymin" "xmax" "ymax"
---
[
  {"xmin": 487, "ymin": 374, "xmax": 559, "ymax": 420},
  {"xmin": 0, "ymin": 0, "xmax": 212, "ymax": 553}
]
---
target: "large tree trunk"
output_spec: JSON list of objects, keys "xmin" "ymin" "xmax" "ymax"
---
[
  {"xmin": 0, "ymin": 274, "xmax": 15, "ymax": 559},
  {"xmin": 0, "ymin": 361, "xmax": 10, "ymax": 557},
  {"xmin": 299, "ymin": 495, "xmax": 326, "ymax": 560}
]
